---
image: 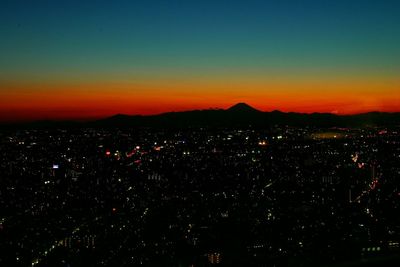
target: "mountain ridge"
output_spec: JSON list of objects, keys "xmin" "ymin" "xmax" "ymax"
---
[
  {"xmin": 2, "ymin": 103, "xmax": 400, "ymax": 129},
  {"xmin": 89, "ymin": 103, "xmax": 400, "ymax": 128}
]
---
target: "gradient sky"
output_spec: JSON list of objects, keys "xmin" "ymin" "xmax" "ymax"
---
[{"xmin": 1, "ymin": 0, "xmax": 400, "ymax": 121}]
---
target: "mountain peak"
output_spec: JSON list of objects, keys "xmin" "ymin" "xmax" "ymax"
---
[{"xmin": 227, "ymin": 103, "xmax": 260, "ymax": 112}]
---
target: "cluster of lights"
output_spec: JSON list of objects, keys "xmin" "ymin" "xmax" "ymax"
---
[
  {"xmin": 362, "ymin": 246, "xmax": 381, "ymax": 252},
  {"xmin": 351, "ymin": 153, "xmax": 359, "ymax": 163},
  {"xmin": 258, "ymin": 140, "xmax": 267, "ymax": 146},
  {"xmin": 31, "ymin": 244, "xmax": 57, "ymax": 266},
  {"xmin": 207, "ymin": 252, "xmax": 221, "ymax": 264}
]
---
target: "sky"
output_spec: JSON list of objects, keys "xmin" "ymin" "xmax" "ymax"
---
[{"xmin": 0, "ymin": 0, "xmax": 399, "ymax": 121}]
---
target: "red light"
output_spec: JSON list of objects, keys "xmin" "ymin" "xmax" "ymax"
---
[
  {"xmin": 370, "ymin": 179, "xmax": 379, "ymax": 190},
  {"xmin": 126, "ymin": 149, "xmax": 136, "ymax": 157},
  {"xmin": 112, "ymin": 207, "xmax": 117, "ymax": 212},
  {"xmin": 105, "ymin": 150, "xmax": 111, "ymax": 156}
]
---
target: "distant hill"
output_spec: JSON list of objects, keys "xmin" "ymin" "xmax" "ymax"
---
[
  {"xmin": 90, "ymin": 103, "xmax": 400, "ymax": 128},
  {"xmin": 2, "ymin": 103, "xmax": 400, "ymax": 129}
]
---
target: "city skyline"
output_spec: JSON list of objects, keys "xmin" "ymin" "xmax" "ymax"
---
[{"xmin": 1, "ymin": 0, "xmax": 400, "ymax": 121}]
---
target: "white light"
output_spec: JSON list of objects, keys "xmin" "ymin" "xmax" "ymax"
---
[{"xmin": 52, "ymin": 164, "xmax": 59, "ymax": 169}]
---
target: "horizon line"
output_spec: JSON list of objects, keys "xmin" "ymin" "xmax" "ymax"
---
[{"xmin": 1, "ymin": 103, "xmax": 400, "ymax": 124}]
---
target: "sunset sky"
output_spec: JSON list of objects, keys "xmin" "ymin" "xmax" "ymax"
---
[{"xmin": 1, "ymin": 0, "xmax": 400, "ymax": 121}]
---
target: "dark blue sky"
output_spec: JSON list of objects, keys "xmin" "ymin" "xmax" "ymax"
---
[{"xmin": 1, "ymin": 0, "xmax": 399, "ymax": 80}]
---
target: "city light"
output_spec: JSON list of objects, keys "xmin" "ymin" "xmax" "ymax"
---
[{"xmin": 2, "ymin": 126, "xmax": 400, "ymax": 266}]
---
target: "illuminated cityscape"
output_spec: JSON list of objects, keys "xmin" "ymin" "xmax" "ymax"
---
[
  {"xmin": 1, "ymin": 1, "xmax": 400, "ymax": 266},
  {"xmin": 1, "ymin": 125, "xmax": 400, "ymax": 266}
]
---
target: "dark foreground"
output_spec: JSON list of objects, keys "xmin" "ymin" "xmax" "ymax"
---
[{"xmin": 1, "ymin": 126, "xmax": 400, "ymax": 266}]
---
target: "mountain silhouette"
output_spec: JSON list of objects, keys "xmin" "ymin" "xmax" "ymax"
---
[
  {"xmin": 2, "ymin": 103, "xmax": 400, "ymax": 129},
  {"xmin": 87, "ymin": 103, "xmax": 400, "ymax": 128},
  {"xmin": 227, "ymin": 103, "xmax": 261, "ymax": 113}
]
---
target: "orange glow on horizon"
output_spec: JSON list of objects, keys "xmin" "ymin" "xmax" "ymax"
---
[{"xmin": 1, "ymin": 78, "xmax": 399, "ymax": 121}]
